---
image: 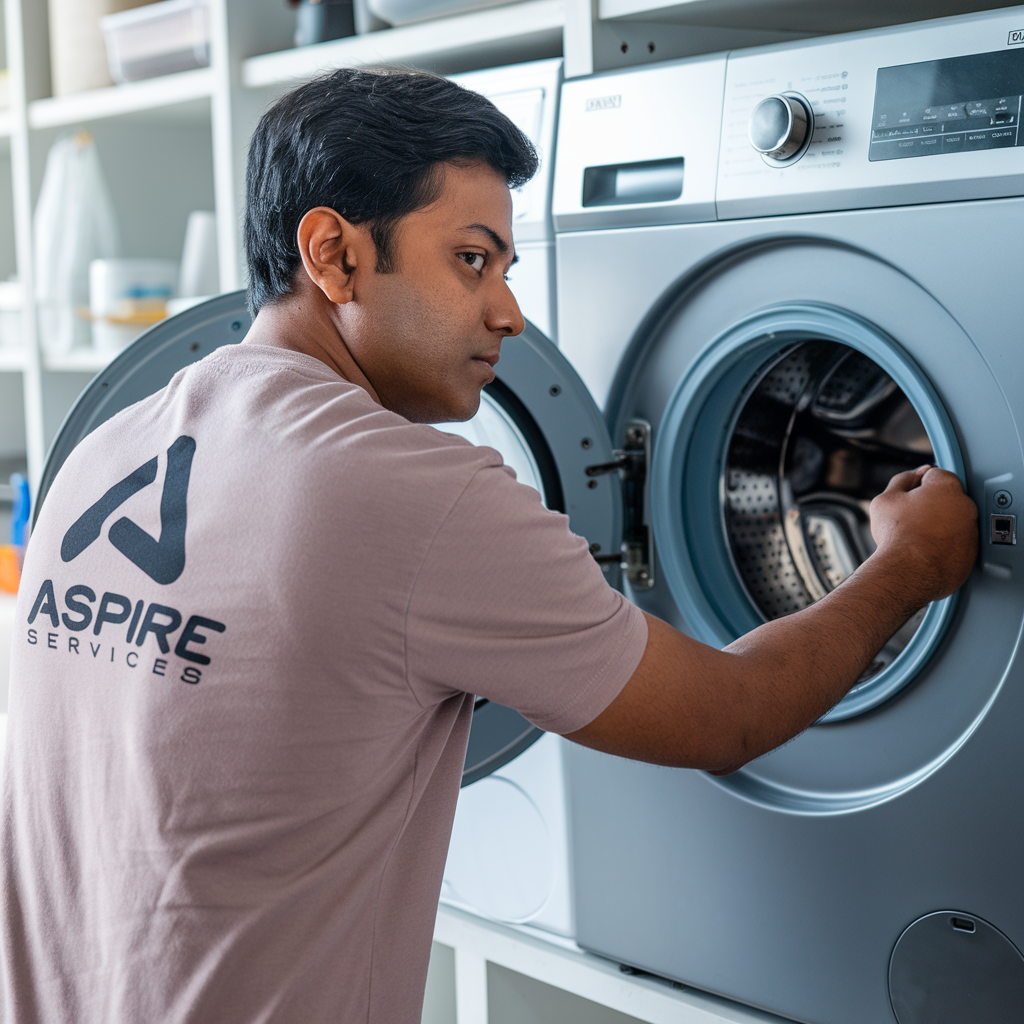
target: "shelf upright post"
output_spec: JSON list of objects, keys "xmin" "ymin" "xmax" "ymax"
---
[
  {"xmin": 563, "ymin": 0, "xmax": 596, "ymax": 78},
  {"xmin": 208, "ymin": 0, "xmax": 295, "ymax": 295},
  {"xmin": 3, "ymin": 0, "xmax": 49, "ymax": 495}
]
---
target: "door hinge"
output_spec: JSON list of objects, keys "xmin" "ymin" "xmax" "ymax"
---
[{"xmin": 585, "ymin": 419, "xmax": 654, "ymax": 590}]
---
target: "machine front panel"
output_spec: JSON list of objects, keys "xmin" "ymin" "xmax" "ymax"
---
[
  {"xmin": 553, "ymin": 54, "xmax": 726, "ymax": 232},
  {"xmin": 717, "ymin": 6, "xmax": 1024, "ymax": 218},
  {"xmin": 564, "ymin": 197, "xmax": 1024, "ymax": 1023}
]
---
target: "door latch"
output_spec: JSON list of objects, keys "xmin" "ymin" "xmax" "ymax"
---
[{"xmin": 586, "ymin": 420, "xmax": 654, "ymax": 590}]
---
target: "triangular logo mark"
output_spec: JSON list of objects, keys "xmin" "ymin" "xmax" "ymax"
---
[{"xmin": 61, "ymin": 436, "xmax": 196, "ymax": 585}]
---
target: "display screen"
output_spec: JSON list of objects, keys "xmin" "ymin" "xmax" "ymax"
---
[{"xmin": 870, "ymin": 48, "xmax": 1024, "ymax": 161}]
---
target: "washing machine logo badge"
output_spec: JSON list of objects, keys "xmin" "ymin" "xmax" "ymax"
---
[
  {"xmin": 61, "ymin": 435, "xmax": 196, "ymax": 585},
  {"xmin": 585, "ymin": 94, "xmax": 621, "ymax": 111},
  {"xmin": 1009, "ymin": 28, "xmax": 1024, "ymax": 45}
]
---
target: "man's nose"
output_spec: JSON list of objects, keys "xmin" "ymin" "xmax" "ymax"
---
[{"xmin": 487, "ymin": 279, "xmax": 526, "ymax": 337}]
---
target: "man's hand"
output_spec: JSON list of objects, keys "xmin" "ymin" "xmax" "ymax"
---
[
  {"xmin": 869, "ymin": 466, "xmax": 978, "ymax": 606},
  {"xmin": 566, "ymin": 468, "xmax": 978, "ymax": 775}
]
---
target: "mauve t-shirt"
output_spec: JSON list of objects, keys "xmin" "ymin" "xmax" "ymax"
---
[{"xmin": 0, "ymin": 344, "xmax": 647, "ymax": 1023}]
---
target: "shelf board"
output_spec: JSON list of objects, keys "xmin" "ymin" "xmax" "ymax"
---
[
  {"xmin": 0, "ymin": 348, "xmax": 26, "ymax": 373},
  {"xmin": 243, "ymin": 0, "xmax": 565, "ymax": 86},
  {"xmin": 42, "ymin": 349, "xmax": 116, "ymax": 373},
  {"xmin": 597, "ymin": 0, "xmax": 998, "ymax": 32},
  {"xmin": 28, "ymin": 68, "xmax": 214, "ymax": 131}
]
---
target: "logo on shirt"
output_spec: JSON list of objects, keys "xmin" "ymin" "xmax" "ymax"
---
[{"xmin": 61, "ymin": 435, "xmax": 195, "ymax": 585}]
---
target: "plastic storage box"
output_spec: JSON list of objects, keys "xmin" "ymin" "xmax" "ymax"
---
[{"xmin": 101, "ymin": 0, "xmax": 210, "ymax": 84}]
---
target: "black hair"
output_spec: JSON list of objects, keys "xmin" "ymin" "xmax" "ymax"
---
[{"xmin": 244, "ymin": 66, "xmax": 539, "ymax": 314}]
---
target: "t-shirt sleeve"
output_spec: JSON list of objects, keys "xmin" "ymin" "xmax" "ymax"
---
[{"xmin": 404, "ymin": 462, "xmax": 649, "ymax": 734}]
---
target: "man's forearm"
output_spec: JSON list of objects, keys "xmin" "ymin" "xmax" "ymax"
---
[{"xmin": 715, "ymin": 551, "xmax": 928, "ymax": 772}]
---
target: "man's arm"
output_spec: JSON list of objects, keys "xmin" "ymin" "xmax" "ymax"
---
[{"xmin": 566, "ymin": 466, "xmax": 978, "ymax": 774}]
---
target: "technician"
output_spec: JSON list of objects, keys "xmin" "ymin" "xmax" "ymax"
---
[{"xmin": 1, "ymin": 69, "xmax": 977, "ymax": 1024}]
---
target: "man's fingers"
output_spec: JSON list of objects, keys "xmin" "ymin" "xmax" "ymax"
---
[
  {"xmin": 883, "ymin": 465, "xmax": 933, "ymax": 493},
  {"xmin": 917, "ymin": 466, "xmax": 965, "ymax": 492}
]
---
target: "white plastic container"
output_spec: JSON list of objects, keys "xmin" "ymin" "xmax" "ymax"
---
[
  {"xmin": 101, "ymin": 0, "xmax": 210, "ymax": 85},
  {"xmin": 90, "ymin": 258, "xmax": 177, "ymax": 352}
]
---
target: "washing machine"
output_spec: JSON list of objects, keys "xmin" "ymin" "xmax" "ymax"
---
[
  {"xmin": 551, "ymin": 6, "xmax": 1024, "ymax": 1023},
  {"xmin": 441, "ymin": 58, "xmax": 584, "ymax": 939}
]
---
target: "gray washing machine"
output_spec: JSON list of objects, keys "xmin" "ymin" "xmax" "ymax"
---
[{"xmin": 552, "ymin": 7, "xmax": 1024, "ymax": 1024}]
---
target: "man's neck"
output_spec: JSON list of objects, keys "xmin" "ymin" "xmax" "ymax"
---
[{"xmin": 242, "ymin": 290, "xmax": 382, "ymax": 406}]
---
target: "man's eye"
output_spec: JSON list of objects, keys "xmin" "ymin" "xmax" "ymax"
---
[{"xmin": 459, "ymin": 253, "xmax": 485, "ymax": 272}]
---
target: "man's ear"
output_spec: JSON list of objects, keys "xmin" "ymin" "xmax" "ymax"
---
[{"xmin": 295, "ymin": 207, "xmax": 372, "ymax": 304}]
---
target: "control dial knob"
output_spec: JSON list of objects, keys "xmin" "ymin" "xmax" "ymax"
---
[{"xmin": 748, "ymin": 93, "xmax": 813, "ymax": 163}]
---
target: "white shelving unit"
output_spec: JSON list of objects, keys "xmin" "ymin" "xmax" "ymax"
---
[{"xmin": 426, "ymin": 905, "xmax": 790, "ymax": 1024}]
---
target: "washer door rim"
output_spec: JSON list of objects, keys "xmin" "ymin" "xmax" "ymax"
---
[{"xmin": 651, "ymin": 301, "xmax": 965, "ymax": 723}]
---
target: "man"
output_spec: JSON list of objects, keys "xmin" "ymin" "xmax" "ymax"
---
[{"xmin": 2, "ymin": 69, "xmax": 976, "ymax": 1023}]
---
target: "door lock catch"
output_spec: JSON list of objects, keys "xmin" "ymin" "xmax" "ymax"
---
[{"xmin": 586, "ymin": 420, "xmax": 654, "ymax": 590}]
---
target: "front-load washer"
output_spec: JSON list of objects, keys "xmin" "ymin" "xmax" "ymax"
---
[
  {"xmin": 551, "ymin": 6, "xmax": 1024, "ymax": 1022},
  {"xmin": 553, "ymin": 7, "xmax": 1024, "ymax": 1022},
  {"xmin": 443, "ymin": 58, "xmax": 581, "ymax": 939}
]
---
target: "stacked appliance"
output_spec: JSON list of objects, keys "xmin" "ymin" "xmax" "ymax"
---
[
  {"xmin": 551, "ymin": 7, "xmax": 1024, "ymax": 1023},
  {"xmin": 440, "ymin": 58, "xmax": 579, "ymax": 939}
]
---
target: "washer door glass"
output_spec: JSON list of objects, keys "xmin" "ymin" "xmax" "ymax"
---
[
  {"xmin": 652, "ymin": 303, "xmax": 963, "ymax": 722},
  {"xmin": 725, "ymin": 340, "xmax": 931, "ymax": 682}
]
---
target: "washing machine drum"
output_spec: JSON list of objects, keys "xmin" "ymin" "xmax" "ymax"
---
[
  {"xmin": 723, "ymin": 339, "xmax": 932, "ymax": 678},
  {"xmin": 36, "ymin": 292, "xmax": 621, "ymax": 786}
]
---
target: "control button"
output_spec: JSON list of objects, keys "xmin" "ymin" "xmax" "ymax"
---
[
  {"xmin": 993, "ymin": 111, "xmax": 1016, "ymax": 125},
  {"xmin": 748, "ymin": 93, "xmax": 812, "ymax": 162},
  {"xmin": 994, "ymin": 490, "xmax": 1013, "ymax": 509},
  {"xmin": 966, "ymin": 100, "xmax": 991, "ymax": 117},
  {"xmin": 991, "ymin": 514, "xmax": 1017, "ymax": 545},
  {"xmin": 943, "ymin": 133, "xmax": 965, "ymax": 152}
]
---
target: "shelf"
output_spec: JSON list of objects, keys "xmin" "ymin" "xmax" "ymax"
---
[
  {"xmin": 243, "ymin": 0, "xmax": 565, "ymax": 87},
  {"xmin": 42, "ymin": 349, "xmax": 115, "ymax": 373},
  {"xmin": 596, "ymin": 0, "xmax": 999, "ymax": 32},
  {"xmin": 433, "ymin": 904, "xmax": 790, "ymax": 1023},
  {"xmin": 28, "ymin": 68, "xmax": 214, "ymax": 131},
  {"xmin": 0, "ymin": 349, "xmax": 26, "ymax": 373}
]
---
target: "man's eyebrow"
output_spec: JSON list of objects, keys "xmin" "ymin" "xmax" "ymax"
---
[{"xmin": 463, "ymin": 223, "xmax": 515, "ymax": 259}]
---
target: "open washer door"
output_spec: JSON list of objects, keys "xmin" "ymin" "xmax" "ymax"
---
[{"xmin": 36, "ymin": 292, "xmax": 622, "ymax": 786}]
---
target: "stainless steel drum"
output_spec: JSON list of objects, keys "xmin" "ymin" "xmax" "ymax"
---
[{"xmin": 724, "ymin": 340, "xmax": 933, "ymax": 681}]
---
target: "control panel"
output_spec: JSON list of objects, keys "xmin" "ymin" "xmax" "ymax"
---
[
  {"xmin": 716, "ymin": 8, "xmax": 1024, "ymax": 219},
  {"xmin": 870, "ymin": 49, "xmax": 1022, "ymax": 162}
]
